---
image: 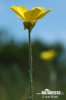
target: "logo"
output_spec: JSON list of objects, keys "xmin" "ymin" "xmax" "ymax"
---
[{"xmin": 36, "ymin": 88, "xmax": 64, "ymax": 99}]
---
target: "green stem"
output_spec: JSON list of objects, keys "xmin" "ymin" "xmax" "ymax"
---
[{"xmin": 28, "ymin": 29, "xmax": 33, "ymax": 100}]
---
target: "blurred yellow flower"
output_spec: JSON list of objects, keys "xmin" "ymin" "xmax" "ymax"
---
[
  {"xmin": 40, "ymin": 50, "xmax": 56, "ymax": 60},
  {"xmin": 11, "ymin": 6, "xmax": 52, "ymax": 24}
]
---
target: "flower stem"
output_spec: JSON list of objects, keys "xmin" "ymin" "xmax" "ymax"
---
[{"xmin": 28, "ymin": 29, "xmax": 33, "ymax": 100}]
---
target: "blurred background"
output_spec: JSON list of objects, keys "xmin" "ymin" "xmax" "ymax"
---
[{"xmin": 0, "ymin": 0, "xmax": 66, "ymax": 100}]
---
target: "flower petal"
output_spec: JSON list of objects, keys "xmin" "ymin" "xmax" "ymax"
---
[
  {"xmin": 11, "ymin": 6, "xmax": 28, "ymax": 19},
  {"xmin": 32, "ymin": 7, "xmax": 46, "ymax": 13},
  {"xmin": 24, "ymin": 8, "xmax": 41, "ymax": 23},
  {"xmin": 36, "ymin": 9, "xmax": 52, "ymax": 20}
]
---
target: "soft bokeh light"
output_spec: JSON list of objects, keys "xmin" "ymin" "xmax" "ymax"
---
[{"xmin": 40, "ymin": 50, "xmax": 56, "ymax": 60}]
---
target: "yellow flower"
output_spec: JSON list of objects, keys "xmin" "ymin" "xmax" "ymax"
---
[
  {"xmin": 10, "ymin": 6, "xmax": 52, "ymax": 24},
  {"xmin": 40, "ymin": 50, "xmax": 56, "ymax": 60}
]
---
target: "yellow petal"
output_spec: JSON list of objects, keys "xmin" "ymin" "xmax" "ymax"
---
[
  {"xmin": 32, "ymin": 7, "xmax": 46, "ymax": 13},
  {"xmin": 36, "ymin": 9, "xmax": 52, "ymax": 20},
  {"xmin": 24, "ymin": 8, "xmax": 42, "ymax": 23},
  {"xmin": 11, "ymin": 6, "xmax": 28, "ymax": 19},
  {"xmin": 32, "ymin": 7, "xmax": 46, "ymax": 19}
]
